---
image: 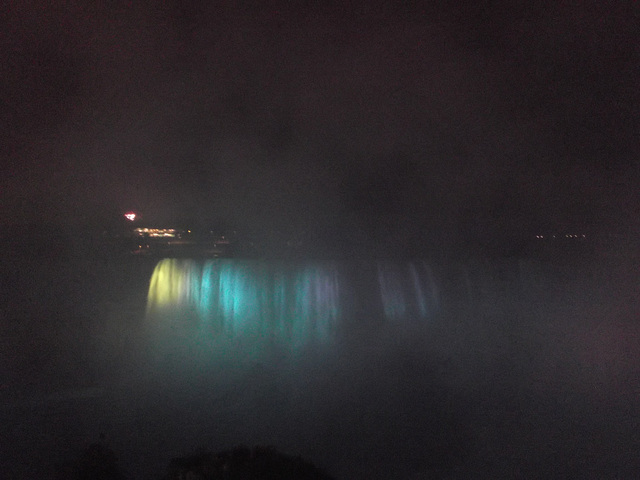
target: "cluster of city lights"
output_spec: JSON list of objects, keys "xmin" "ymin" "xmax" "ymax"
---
[
  {"xmin": 134, "ymin": 228, "xmax": 177, "ymax": 238},
  {"xmin": 535, "ymin": 234, "xmax": 586, "ymax": 239}
]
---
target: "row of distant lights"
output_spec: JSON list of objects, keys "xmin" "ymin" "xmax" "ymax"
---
[
  {"xmin": 134, "ymin": 227, "xmax": 177, "ymax": 238},
  {"xmin": 536, "ymin": 234, "xmax": 586, "ymax": 239}
]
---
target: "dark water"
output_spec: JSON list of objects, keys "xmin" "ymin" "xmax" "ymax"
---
[{"xmin": 1, "ymin": 253, "xmax": 639, "ymax": 479}]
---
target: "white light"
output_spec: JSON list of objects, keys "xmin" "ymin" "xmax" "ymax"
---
[{"xmin": 124, "ymin": 212, "xmax": 136, "ymax": 221}]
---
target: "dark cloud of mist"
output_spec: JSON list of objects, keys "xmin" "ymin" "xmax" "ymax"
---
[{"xmin": 1, "ymin": 1, "xmax": 638, "ymax": 241}]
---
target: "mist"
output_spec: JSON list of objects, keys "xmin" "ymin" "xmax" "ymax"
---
[
  {"xmin": 1, "ymin": 1, "xmax": 639, "ymax": 478},
  {"xmin": 1, "ymin": 247, "xmax": 638, "ymax": 479}
]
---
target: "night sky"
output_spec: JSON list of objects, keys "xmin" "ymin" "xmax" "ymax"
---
[{"xmin": 2, "ymin": 1, "xmax": 638, "ymax": 245}]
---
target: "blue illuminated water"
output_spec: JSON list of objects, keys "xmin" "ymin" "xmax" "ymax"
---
[
  {"xmin": 2, "ymin": 253, "xmax": 639, "ymax": 480},
  {"xmin": 146, "ymin": 259, "xmax": 441, "ymax": 349}
]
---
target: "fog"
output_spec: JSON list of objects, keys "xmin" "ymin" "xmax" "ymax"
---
[{"xmin": 1, "ymin": 250, "xmax": 639, "ymax": 479}]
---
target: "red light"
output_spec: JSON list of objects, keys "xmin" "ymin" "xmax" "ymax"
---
[{"xmin": 124, "ymin": 212, "xmax": 136, "ymax": 221}]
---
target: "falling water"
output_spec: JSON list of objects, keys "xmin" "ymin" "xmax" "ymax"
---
[{"xmin": 146, "ymin": 259, "xmax": 441, "ymax": 349}]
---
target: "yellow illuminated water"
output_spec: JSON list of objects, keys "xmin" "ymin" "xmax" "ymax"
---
[{"xmin": 146, "ymin": 259, "xmax": 439, "ymax": 348}]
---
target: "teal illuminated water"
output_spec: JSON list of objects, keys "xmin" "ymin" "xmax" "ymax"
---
[
  {"xmin": 2, "ymin": 253, "xmax": 638, "ymax": 480},
  {"xmin": 145, "ymin": 259, "xmax": 440, "ymax": 349}
]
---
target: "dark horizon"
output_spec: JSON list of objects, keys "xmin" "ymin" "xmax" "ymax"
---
[{"xmin": 2, "ymin": 1, "xmax": 638, "ymax": 244}]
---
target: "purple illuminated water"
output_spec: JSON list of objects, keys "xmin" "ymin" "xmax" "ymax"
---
[{"xmin": 1, "ymin": 255, "xmax": 638, "ymax": 479}]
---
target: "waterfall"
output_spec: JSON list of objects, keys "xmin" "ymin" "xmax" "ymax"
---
[{"xmin": 146, "ymin": 259, "xmax": 440, "ymax": 348}]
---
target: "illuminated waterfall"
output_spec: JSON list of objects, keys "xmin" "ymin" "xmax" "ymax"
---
[
  {"xmin": 146, "ymin": 259, "xmax": 439, "ymax": 348},
  {"xmin": 147, "ymin": 259, "xmax": 343, "ymax": 347}
]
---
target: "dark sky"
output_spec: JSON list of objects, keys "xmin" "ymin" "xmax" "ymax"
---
[{"xmin": 2, "ymin": 1, "xmax": 638, "ymax": 243}]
